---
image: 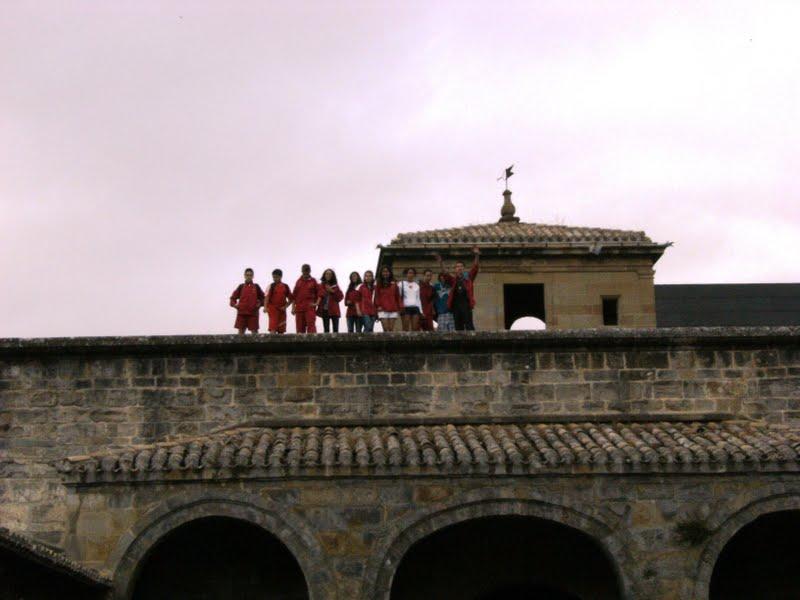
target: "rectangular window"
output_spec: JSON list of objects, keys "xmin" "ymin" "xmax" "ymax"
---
[{"xmin": 602, "ymin": 297, "xmax": 619, "ymax": 326}]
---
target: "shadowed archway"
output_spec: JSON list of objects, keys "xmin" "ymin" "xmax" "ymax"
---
[
  {"xmin": 390, "ymin": 515, "xmax": 621, "ymax": 600},
  {"xmin": 710, "ymin": 510, "xmax": 800, "ymax": 599},
  {"xmin": 130, "ymin": 516, "xmax": 308, "ymax": 600}
]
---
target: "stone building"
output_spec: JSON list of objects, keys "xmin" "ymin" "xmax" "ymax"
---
[
  {"xmin": 2, "ymin": 327, "xmax": 800, "ymax": 599},
  {"xmin": 377, "ymin": 189, "xmax": 671, "ymax": 330}
]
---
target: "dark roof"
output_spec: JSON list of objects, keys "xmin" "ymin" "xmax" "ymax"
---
[
  {"xmin": 57, "ymin": 420, "xmax": 800, "ymax": 483},
  {"xmin": 656, "ymin": 284, "xmax": 800, "ymax": 327},
  {"xmin": 385, "ymin": 222, "xmax": 661, "ymax": 247},
  {"xmin": 0, "ymin": 527, "xmax": 111, "ymax": 587}
]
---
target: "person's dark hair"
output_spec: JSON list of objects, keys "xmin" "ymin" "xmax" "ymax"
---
[
  {"xmin": 455, "ymin": 260, "xmax": 465, "ymax": 267},
  {"xmin": 363, "ymin": 270, "xmax": 375, "ymax": 289},
  {"xmin": 347, "ymin": 271, "xmax": 362, "ymax": 294},
  {"xmin": 244, "ymin": 268, "xmax": 254, "ymax": 274},
  {"xmin": 424, "ymin": 269, "xmax": 433, "ymax": 275},
  {"xmin": 404, "ymin": 267, "xmax": 417, "ymax": 276},
  {"xmin": 377, "ymin": 266, "xmax": 394, "ymax": 287},
  {"xmin": 321, "ymin": 268, "xmax": 338, "ymax": 286},
  {"xmin": 272, "ymin": 268, "xmax": 282, "ymax": 277},
  {"xmin": 301, "ymin": 264, "xmax": 311, "ymax": 273}
]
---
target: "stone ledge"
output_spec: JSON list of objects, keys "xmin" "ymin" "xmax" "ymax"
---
[{"xmin": 1, "ymin": 326, "xmax": 798, "ymax": 357}]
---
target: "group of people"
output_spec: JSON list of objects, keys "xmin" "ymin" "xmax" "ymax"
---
[{"xmin": 229, "ymin": 248, "xmax": 480, "ymax": 335}]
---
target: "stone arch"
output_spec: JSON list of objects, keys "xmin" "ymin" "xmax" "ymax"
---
[
  {"xmin": 365, "ymin": 494, "xmax": 632, "ymax": 600},
  {"xmin": 108, "ymin": 492, "xmax": 327, "ymax": 600},
  {"xmin": 693, "ymin": 493, "xmax": 800, "ymax": 599}
]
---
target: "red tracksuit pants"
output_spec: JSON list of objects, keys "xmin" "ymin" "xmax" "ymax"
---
[
  {"xmin": 295, "ymin": 307, "xmax": 317, "ymax": 333},
  {"xmin": 268, "ymin": 307, "xmax": 288, "ymax": 334}
]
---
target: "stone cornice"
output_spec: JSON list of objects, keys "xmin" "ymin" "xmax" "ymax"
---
[{"xmin": 1, "ymin": 327, "xmax": 798, "ymax": 357}]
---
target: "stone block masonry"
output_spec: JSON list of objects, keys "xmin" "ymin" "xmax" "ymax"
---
[{"xmin": 1, "ymin": 327, "xmax": 799, "ymax": 599}]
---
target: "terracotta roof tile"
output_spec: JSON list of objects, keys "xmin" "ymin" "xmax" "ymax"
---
[
  {"xmin": 386, "ymin": 222, "xmax": 659, "ymax": 247},
  {"xmin": 56, "ymin": 421, "xmax": 800, "ymax": 483}
]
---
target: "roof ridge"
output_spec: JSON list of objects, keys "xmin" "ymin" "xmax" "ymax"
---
[{"xmin": 387, "ymin": 221, "xmax": 657, "ymax": 246}]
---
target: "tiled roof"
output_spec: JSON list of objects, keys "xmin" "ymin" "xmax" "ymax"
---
[
  {"xmin": 0, "ymin": 527, "xmax": 111, "ymax": 587},
  {"xmin": 56, "ymin": 421, "xmax": 800, "ymax": 483},
  {"xmin": 386, "ymin": 222, "xmax": 659, "ymax": 247}
]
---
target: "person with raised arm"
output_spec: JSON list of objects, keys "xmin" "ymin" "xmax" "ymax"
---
[{"xmin": 436, "ymin": 247, "xmax": 480, "ymax": 331}]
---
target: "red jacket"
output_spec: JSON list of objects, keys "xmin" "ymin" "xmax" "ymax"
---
[
  {"xmin": 420, "ymin": 281, "xmax": 435, "ymax": 318},
  {"xmin": 357, "ymin": 283, "xmax": 377, "ymax": 316},
  {"xmin": 442, "ymin": 262, "xmax": 479, "ymax": 310},
  {"xmin": 292, "ymin": 276, "xmax": 319, "ymax": 311},
  {"xmin": 230, "ymin": 282, "xmax": 264, "ymax": 315},
  {"xmin": 344, "ymin": 288, "xmax": 360, "ymax": 317},
  {"xmin": 266, "ymin": 282, "xmax": 293, "ymax": 308},
  {"xmin": 374, "ymin": 281, "xmax": 403, "ymax": 313},
  {"xmin": 317, "ymin": 283, "xmax": 344, "ymax": 317}
]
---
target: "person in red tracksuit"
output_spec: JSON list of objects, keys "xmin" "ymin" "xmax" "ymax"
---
[
  {"xmin": 291, "ymin": 264, "xmax": 319, "ymax": 334},
  {"xmin": 230, "ymin": 268, "xmax": 265, "ymax": 335},
  {"xmin": 419, "ymin": 269, "xmax": 436, "ymax": 332},
  {"xmin": 264, "ymin": 268, "xmax": 293, "ymax": 334},
  {"xmin": 356, "ymin": 270, "xmax": 377, "ymax": 333},
  {"xmin": 317, "ymin": 268, "xmax": 344, "ymax": 333},
  {"xmin": 374, "ymin": 266, "xmax": 402, "ymax": 332},
  {"xmin": 344, "ymin": 271, "xmax": 363, "ymax": 333},
  {"xmin": 356, "ymin": 271, "xmax": 378, "ymax": 333}
]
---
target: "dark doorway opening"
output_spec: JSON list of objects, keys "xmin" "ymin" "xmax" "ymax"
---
[
  {"xmin": 131, "ymin": 516, "xmax": 308, "ymax": 600},
  {"xmin": 504, "ymin": 284, "xmax": 545, "ymax": 329},
  {"xmin": 710, "ymin": 510, "xmax": 800, "ymax": 599},
  {"xmin": 390, "ymin": 516, "xmax": 621, "ymax": 600}
]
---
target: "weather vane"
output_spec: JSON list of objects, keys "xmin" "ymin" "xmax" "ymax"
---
[{"xmin": 496, "ymin": 164, "xmax": 514, "ymax": 190}]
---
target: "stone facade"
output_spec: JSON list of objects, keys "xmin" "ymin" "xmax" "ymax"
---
[
  {"xmin": 379, "ymin": 253, "xmax": 660, "ymax": 330},
  {"xmin": 1, "ymin": 327, "xmax": 800, "ymax": 599}
]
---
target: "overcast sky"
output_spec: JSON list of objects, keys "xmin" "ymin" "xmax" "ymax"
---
[{"xmin": 1, "ymin": 1, "xmax": 798, "ymax": 337}]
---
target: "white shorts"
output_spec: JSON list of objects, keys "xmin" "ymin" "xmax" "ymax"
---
[{"xmin": 378, "ymin": 311, "xmax": 399, "ymax": 319}]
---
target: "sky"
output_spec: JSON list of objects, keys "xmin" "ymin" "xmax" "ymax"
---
[{"xmin": 1, "ymin": 1, "xmax": 799, "ymax": 337}]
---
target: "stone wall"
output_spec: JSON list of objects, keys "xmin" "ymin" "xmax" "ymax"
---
[
  {"xmin": 1, "ymin": 327, "xmax": 799, "ymax": 598},
  {"xmin": 65, "ymin": 472, "xmax": 800, "ymax": 600}
]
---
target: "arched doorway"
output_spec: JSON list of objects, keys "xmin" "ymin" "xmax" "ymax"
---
[
  {"xmin": 390, "ymin": 515, "xmax": 621, "ymax": 600},
  {"xmin": 710, "ymin": 510, "xmax": 800, "ymax": 599},
  {"xmin": 504, "ymin": 284, "xmax": 545, "ymax": 329},
  {"xmin": 130, "ymin": 516, "xmax": 308, "ymax": 600}
]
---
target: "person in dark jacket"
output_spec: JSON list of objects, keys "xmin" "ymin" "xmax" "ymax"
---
[{"xmin": 436, "ymin": 247, "xmax": 480, "ymax": 331}]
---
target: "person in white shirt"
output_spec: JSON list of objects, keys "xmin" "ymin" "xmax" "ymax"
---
[{"xmin": 399, "ymin": 267, "xmax": 422, "ymax": 332}]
